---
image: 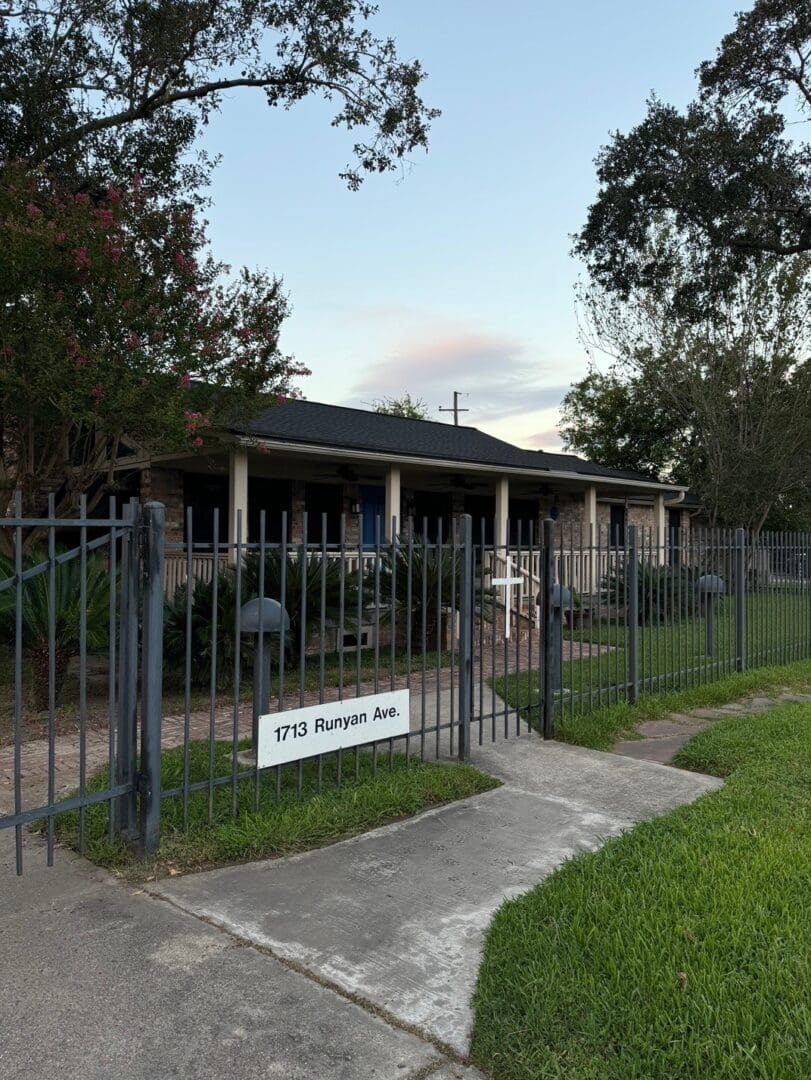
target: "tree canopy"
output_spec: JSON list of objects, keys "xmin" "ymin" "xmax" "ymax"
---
[
  {"xmin": 575, "ymin": 1, "xmax": 811, "ymax": 308},
  {"xmin": 0, "ymin": 0, "xmax": 439, "ymax": 195},
  {"xmin": 569, "ymin": 252, "xmax": 811, "ymax": 532},
  {"xmin": 371, "ymin": 393, "xmax": 431, "ymax": 419}
]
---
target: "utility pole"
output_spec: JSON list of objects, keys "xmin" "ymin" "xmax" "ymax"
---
[{"xmin": 439, "ymin": 391, "xmax": 469, "ymax": 426}]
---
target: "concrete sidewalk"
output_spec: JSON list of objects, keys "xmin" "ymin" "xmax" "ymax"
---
[
  {"xmin": 0, "ymin": 691, "xmax": 722, "ymax": 1078},
  {"xmin": 0, "ymin": 830, "xmax": 480, "ymax": 1080},
  {"xmin": 149, "ymin": 726, "xmax": 722, "ymax": 1055}
]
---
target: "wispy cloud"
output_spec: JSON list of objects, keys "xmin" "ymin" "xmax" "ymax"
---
[{"xmin": 349, "ymin": 329, "xmax": 569, "ymax": 424}]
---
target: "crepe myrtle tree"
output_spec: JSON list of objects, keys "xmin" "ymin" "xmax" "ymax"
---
[
  {"xmin": 0, "ymin": 164, "xmax": 310, "ymax": 552},
  {"xmin": 0, "ymin": 0, "xmax": 439, "ymax": 198}
]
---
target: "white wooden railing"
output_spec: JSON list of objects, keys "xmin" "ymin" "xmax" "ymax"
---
[
  {"xmin": 163, "ymin": 549, "xmax": 380, "ymax": 597},
  {"xmin": 483, "ymin": 547, "xmax": 623, "ymax": 620}
]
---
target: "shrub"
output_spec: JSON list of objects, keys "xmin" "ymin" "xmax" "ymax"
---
[
  {"xmin": 163, "ymin": 549, "xmax": 360, "ymax": 688},
  {"xmin": 602, "ymin": 561, "xmax": 701, "ymax": 624},
  {"xmin": 0, "ymin": 549, "xmax": 112, "ymax": 710}
]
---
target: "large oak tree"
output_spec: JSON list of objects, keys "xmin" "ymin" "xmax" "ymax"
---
[{"xmin": 575, "ymin": 1, "xmax": 811, "ymax": 309}]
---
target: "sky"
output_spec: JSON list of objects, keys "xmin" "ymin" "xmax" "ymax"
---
[{"xmin": 199, "ymin": 1, "xmax": 742, "ymax": 450}]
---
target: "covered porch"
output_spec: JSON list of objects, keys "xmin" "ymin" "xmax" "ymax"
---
[{"xmin": 139, "ymin": 443, "xmax": 680, "ymax": 603}]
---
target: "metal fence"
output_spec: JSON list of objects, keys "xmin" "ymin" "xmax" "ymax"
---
[{"xmin": 2, "ymin": 502, "xmax": 810, "ymax": 874}]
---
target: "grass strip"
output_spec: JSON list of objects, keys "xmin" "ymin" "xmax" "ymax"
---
[
  {"xmin": 471, "ymin": 701, "xmax": 811, "ymax": 1079},
  {"xmin": 48, "ymin": 741, "xmax": 498, "ymax": 881},
  {"xmin": 495, "ymin": 657, "xmax": 811, "ymax": 750}
]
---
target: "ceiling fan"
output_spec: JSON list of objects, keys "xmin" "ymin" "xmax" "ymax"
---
[
  {"xmin": 425, "ymin": 473, "xmax": 482, "ymax": 492},
  {"xmin": 310, "ymin": 463, "xmax": 379, "ymax": 483}
]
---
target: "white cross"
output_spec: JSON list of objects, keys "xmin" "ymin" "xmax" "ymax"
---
[{"xmin": 492, "ymin": 556, "xmax": 523, "ymax": 639}]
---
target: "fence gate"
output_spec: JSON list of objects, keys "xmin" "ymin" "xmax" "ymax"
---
[{"xmin": 0, "ymin": 497, "xmax": 162, "ymax": 875}]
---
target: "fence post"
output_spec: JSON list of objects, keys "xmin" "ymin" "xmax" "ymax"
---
[
  {"xmin": 627, "ymin": 525, "xmax": 639, "ymax": 704},
  {"xmin": 542, "ymin": 517, "xmax": 555, "ymax": 740},
  {"xmin": 457, "ymin": 514, "xmax": 473, "ymax": 761},
  {"xmin": 116, "ymin": 498, "xmax": 141, "ymax": 838},
  {"xmin": 139, "ymin": 501, "xmax": 165, "ymax": 855},
  {"xmin": 735, "ymin": 527, "xmax": 746, "ymax": 672}
]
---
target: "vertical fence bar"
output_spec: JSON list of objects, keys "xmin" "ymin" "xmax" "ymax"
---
[
  {"xmin": 627, "ymin": 525, "xmax": 639, "ymax": 704},
  {"xmin": 105, "ymin": 495, "xmax": 117, "ymax": 844},
  {"xmin": 182, "ymin": 506, "xmax": 193, "ymax": 829},
  {"xmin": 207, "ymin": 509, "xmax": 220, "ymax": 823},
  {"xmin": 735, "ymin": 527, "xmax": 746, "ymax": 672},
  {"xmin": 458, "ymin": 515, "xmax": 473, "ymax": 761},
  {"xmin": 116, "ymin": 499, "xmax": 139, "ymax": 838},
  {"xmin": 139, "ymin": 501, "xmax": 165, "ymax": 855},
  {"xmin": 232, "ymin": 510, "xmax": 243, "ymax": 814},
  {"xmin": 46, "ymin": 495, "xmax": 57, "ymax": 864},
  {"xmin": 542, "ymin": 517, "xmax": 555, "ymax": 740}
]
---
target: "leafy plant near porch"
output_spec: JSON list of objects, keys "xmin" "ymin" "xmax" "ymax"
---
[
  {"xmin": 376, "ymin": 536, "xmax": 494, "ymax": 653},
  {"xmin": 163, "ymin": 550, "xmax": 360, "ymax": 688},
  {"xmin": 0, "ymin": 551, "xmax": 111, "ymax": 711},
  {"xmin": 602, "ymin": 561, "xmax": 700, "ymax": 624}
]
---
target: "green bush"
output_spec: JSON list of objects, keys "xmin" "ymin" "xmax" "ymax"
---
[
  {"xmin": 163, "ymin": 549, "xmax": 360, "ymax": 688},
  {"xmin": 602, "ymin": 561, "xmax": 701, "ymax": 624},
  {"xmin": 0, "ymin": 549, "xmax": 112, "ymax": 710}
]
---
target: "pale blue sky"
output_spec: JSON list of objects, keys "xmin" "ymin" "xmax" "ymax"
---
[{"xmin": 200, "ymin": 1, "xmax": 741, "ymax": 448}]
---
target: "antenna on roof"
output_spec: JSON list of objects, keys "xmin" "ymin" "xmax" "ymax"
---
[{"xmin": 438, "ymin": 391, "xmax": 469, "ymax": 426}]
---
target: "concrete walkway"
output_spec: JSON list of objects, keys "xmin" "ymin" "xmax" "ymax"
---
[
  {"xmin": 1, "ymin": 690, "xmax": 725, "ymax": 1077},
  {"xmin": 148, "ymin": 720, "xmax": 721, "ymax": 1056}
]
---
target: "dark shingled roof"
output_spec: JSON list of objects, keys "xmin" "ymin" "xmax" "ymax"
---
[{"xmin": 237, "ymin": 400, "xmax": 672, "ymax": 487}]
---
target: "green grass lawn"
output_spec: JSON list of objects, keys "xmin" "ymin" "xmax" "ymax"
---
[
  {"xmin": 496, "ymin": 653, "xmax": 811, "ymax": 751},
  {"xmin": 48, "ymin": 740, "xmax": 498, "ymax": 880},
  {"xmin": 471, "ymin": 701, "xmax": 811, "ymax": 1080}
]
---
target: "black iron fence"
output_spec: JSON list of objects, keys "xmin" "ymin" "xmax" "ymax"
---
[{"xmin": 2, "ymin": 501, "xmax": 810, "ymax": 874}]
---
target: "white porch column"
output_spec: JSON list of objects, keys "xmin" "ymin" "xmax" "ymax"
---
[
  {"xmin": 584, "ymin": 484, "xmax": 598, "ymax": 593},
  {"xmin": 228, "ymin": 445, "xmax": 249, "ymax": 562},
  {"xmin": 654, "ymin": 492, "xmax": 666, "ymax": 565},
  {"xmin": 584, "ymin": 485, "xmax": 597, "ymax": 540},
  {"xmin": 384, "ymin": 465, "xmax": 401, "ymax": 540},
  {"xmin": 495, "ymin": 475, "xmax": 509, "ymax": 551}
]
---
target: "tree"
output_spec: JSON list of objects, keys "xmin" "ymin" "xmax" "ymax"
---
[
  {"xmin": 0, "ymin": 0, "xmax": 439, "ymax": 196},
  {"xmin": 575, "ymin": 253, "xmax": 811, "ymax": 532},
  {"xmin": 371, "ymin": 393, "xmax": 431, "ymax": 419},
  {"xmin": 559, "ymin": 367, "xmax": 690, "ymax": 481},
  {"xmin": 575, "ymin": 1, "xmax": 811, "ymax": 308},
  {"xmin": 0, "ymin": 164, "xmax": 309, "ymax": 549}
]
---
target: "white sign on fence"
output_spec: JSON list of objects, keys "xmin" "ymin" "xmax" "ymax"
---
[{"xmin": 257, "ymin": 689, "xmax": 411, "ymax": 768}]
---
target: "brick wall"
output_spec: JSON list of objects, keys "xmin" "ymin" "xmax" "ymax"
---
[{"xmin": 140, "ymin": 467, "xmax": 184, "ymax": 542}]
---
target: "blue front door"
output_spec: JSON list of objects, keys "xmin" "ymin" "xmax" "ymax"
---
[{"xmin": 360, "ymin": 485, "xmax": 386, "ymax": 545}]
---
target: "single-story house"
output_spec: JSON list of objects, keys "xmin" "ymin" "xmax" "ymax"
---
[{"xmin": 115, "ymin": 399, "xmax": 689, "ymax": 593}]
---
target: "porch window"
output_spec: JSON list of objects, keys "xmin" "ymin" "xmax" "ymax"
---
[{"xmin": 610, "ymin": 504, "xmax": 626, "ymax": 548}]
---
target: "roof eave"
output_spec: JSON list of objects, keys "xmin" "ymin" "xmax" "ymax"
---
[{"xmin": 235, "ymin": 434, "xmax": 686, "ymax": 493}]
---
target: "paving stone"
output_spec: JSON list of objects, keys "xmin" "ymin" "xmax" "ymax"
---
[
  {"xmin": 636, "ymin": 720, "xmax": 696, "ymax": 738},
  {"xmin": 777, "ymin": 692, "xmax": 811, "ymax": 703},
  {"xmin": 613, "ymin": 734, "xmax": 694, "ymax": 764}
]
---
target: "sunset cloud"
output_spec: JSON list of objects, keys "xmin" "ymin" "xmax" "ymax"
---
[{"xmin": 349, "ymin": 329, "xmax": 569, "ymax": 424}]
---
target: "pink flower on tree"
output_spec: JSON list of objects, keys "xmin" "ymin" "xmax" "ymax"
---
[
  {"xmin": 73, "ymin": 247, "xmax": 90, "ymax": 270},
  {"xmin": 179, "ymin": 372, "xmax": 192, "ymax": 388},
  {"xmin": 26, "ymin": 202, "xmax": 41, "ymax": 219},
  {"xmin": 91, "ymin": 384, "xmax": 104, "ymax": 402},
  {"xmin": 126, "ymin": 331, "xmax": 140, "ymax": 349}
]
